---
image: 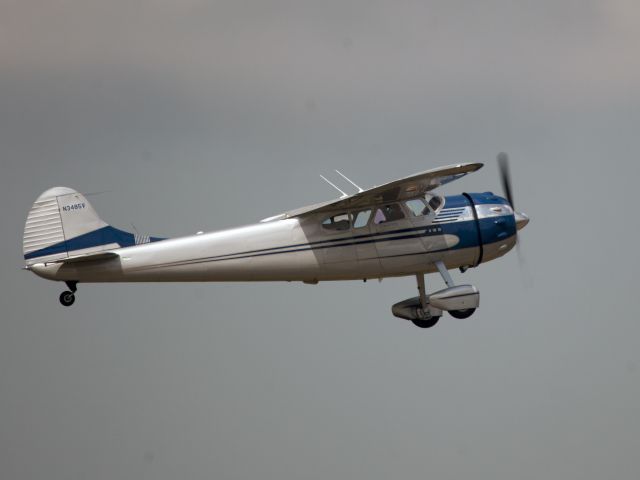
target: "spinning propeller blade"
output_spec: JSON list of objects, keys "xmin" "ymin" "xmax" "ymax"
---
[
  {"xmin": 497, "ymin": 152, "xmax": 532, "ymax": 286},
  {"xmin": 497, "ymin": 152, "xmax": 514, "ymax": 208}
]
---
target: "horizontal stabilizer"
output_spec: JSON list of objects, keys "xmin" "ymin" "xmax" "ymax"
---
[{"xmin": 52, "ymin": 251, "xmax": 120, "ymax": 264}]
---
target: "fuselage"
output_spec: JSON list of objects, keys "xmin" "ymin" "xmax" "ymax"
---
[{"xmin": 30, "ymin": 192, "xmax": 518, "ymax": 284}]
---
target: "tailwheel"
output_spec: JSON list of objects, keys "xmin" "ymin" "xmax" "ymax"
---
[
  {"xmin": 59, "ymin": 291, "xmax": 76, "ymax": 307},
  {"xmin": 449, "ymin": 308, "xmax": 476, "ymax": 319}
]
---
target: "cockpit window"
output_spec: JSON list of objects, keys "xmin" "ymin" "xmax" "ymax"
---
[
  {"xmin": 322, "ymin": 212, "xmax": 350, "ymax": 231},
  {"xmin": 404, "ymin": 199, "xmax": 430, "ymax": 217},
  {"xmin": 374, "ymin": 204, "xmax": 405, "ymax": 224},
  {"xmin": 352, "ymin": 209, "xmax": 371, "ymax": 228},
  {"xmin": 429, "ymin": 196, "xmax": 443, "ymax": 211}
]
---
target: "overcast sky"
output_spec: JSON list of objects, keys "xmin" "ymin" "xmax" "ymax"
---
[{"xmin": 2, "ymin": 1, "xmax": 640, "ymax": 479}]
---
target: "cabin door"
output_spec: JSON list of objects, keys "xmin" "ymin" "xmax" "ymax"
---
[
  {"xmin": 371, "ymin": 203, "xmax": 427, "ymax": 274},
  {"xmin": 350, "ymin": 209, "xmax": 381, "ymax": 277}
]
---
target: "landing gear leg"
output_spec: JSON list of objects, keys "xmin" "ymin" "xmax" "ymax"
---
[
  {"xmin": 59, "ymin": 281, "xmax": 78, "ymax": 307},
  {"xmin": 411, "ymin": 273, "xmax": 440, "ymax": 328},
  {"xmin": 416, "ymin": 273, "xmax": 428, "ymax": 312},
  {"xmin": 435, "ymin": 260, "xmax": 454, "ymax": 287}
]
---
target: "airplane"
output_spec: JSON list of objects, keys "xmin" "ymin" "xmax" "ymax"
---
[{"xmin": 22, "ymin": 153, "xmax": 529, "ymax": 329}]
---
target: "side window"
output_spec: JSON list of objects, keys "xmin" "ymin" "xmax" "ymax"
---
[
  {"xmin": 322, "ymin": 212, "xmax": 350, "ymax": 231},
  {"xmin": 404, "ymin": 199, "xmax": 430, "ymax": 217},
  {"xmin": 352, "ymin": 209, "xmax": 371, "ymax": 228},
  {"xmin": 374, "ymin": 204, "xmax": 405, "ymax": 224}
]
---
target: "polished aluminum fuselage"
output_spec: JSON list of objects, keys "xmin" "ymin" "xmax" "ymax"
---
[{"xmin": 31, "ymin": 194, "xmax": 518, "ymax": 284}]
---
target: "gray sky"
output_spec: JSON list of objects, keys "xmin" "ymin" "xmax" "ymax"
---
[{"xmin": 2, "ymin": 1, "xmax": 640, "ymax": 479}]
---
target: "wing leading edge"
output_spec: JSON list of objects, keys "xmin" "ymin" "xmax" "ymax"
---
[{"xmin": 263, "ymin": 163, "xmax": 483, "ymax": 221}]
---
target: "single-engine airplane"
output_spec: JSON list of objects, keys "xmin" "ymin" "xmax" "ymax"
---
[{"xmin": 23, "ymin": 153, "xmax": 528, "ymax": 328}]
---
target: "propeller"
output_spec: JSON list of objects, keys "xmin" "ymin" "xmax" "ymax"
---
[
  {"xmin": 497, "ymin": 152, "xmax": 528, "ymax": 229},
  {"xmin": 497, "ymin": 152, "xmax": 514, "ymax": 209},
  {"xmin": 497, "ymin": 152, "xmax": 532, "ymax": 285}
]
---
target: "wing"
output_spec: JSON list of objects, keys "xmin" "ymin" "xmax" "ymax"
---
[{"xmin": 263, "ymin": 163, "xmax": 483, "ymax": 221}]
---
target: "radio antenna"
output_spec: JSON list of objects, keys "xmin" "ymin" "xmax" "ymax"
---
[
  {"xmin": 83, "ymin": 190, "xmax": 114, "ymax": 197},
  {"xmin": 319, "ymin": 174, "xmax": 348, "ymax": 198},
  {"xmin": 335, "ymin": 170, "xmax": 363, "ymax": 192}
]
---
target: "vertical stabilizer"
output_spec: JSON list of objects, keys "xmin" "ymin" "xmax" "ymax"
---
[{"xmin": 23, "ymin": 187, "xmax": 164, "ymax": 265}]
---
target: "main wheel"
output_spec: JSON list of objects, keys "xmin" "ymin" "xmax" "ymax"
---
[
  {"xmin": 59, "ymin": 291, "xmax": 75, "ymax": 307},
  {"xmin": 449, "ymin": 308, "xmax": 475, "ymax": 319},
  {"xmin": 411, "ymin": 316, "xmax": 440, "ymax": 329}
]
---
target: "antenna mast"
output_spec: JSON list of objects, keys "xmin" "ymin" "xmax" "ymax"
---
[
  {"xmin": 335, "ymin": 170, "xmax": 364, "ymax": 192},
  {"xmin": 319, "ymin": 175, "xmax": 348, "ymax": 198}
]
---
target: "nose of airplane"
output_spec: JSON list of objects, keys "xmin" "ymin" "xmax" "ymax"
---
[{"xmin": 515, "ymin": 211, "xmax": 530, "ymax": 230}]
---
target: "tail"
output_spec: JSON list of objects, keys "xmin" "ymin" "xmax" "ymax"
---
[{"xmin": 23, "ymin": 186, "xmax": 165, "ymax": 265}]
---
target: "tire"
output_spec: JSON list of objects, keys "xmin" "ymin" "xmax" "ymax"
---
[
  {"xmin": 59, "ymin": 291, "xmax": 75, "ymax": 307},
  {"xmin": 449, "ymin": 308, "xmax": 475, "ymax": 319},
  {"xmin": 411, "ymin": 316, "xmax": 440, "ymax": 329}
]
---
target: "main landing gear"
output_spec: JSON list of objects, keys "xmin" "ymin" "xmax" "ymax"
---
[
  {"xmin": 449, "ymin": 308, "xmax": 476, "ymax": 319},
  {"xmin": 391, "ymin": 261, "xmax": 479, "ymax": 328},
  {"xmin": 411, "ymin": 315, "xmax": 441, "ymax": 329},
  {"xmin": 59, "ymin": 281, "xmax": 78, "ymax": 307},
  {"xmin": 412, "ymin": 272, "xmax": 440, "ymax": 328}
]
